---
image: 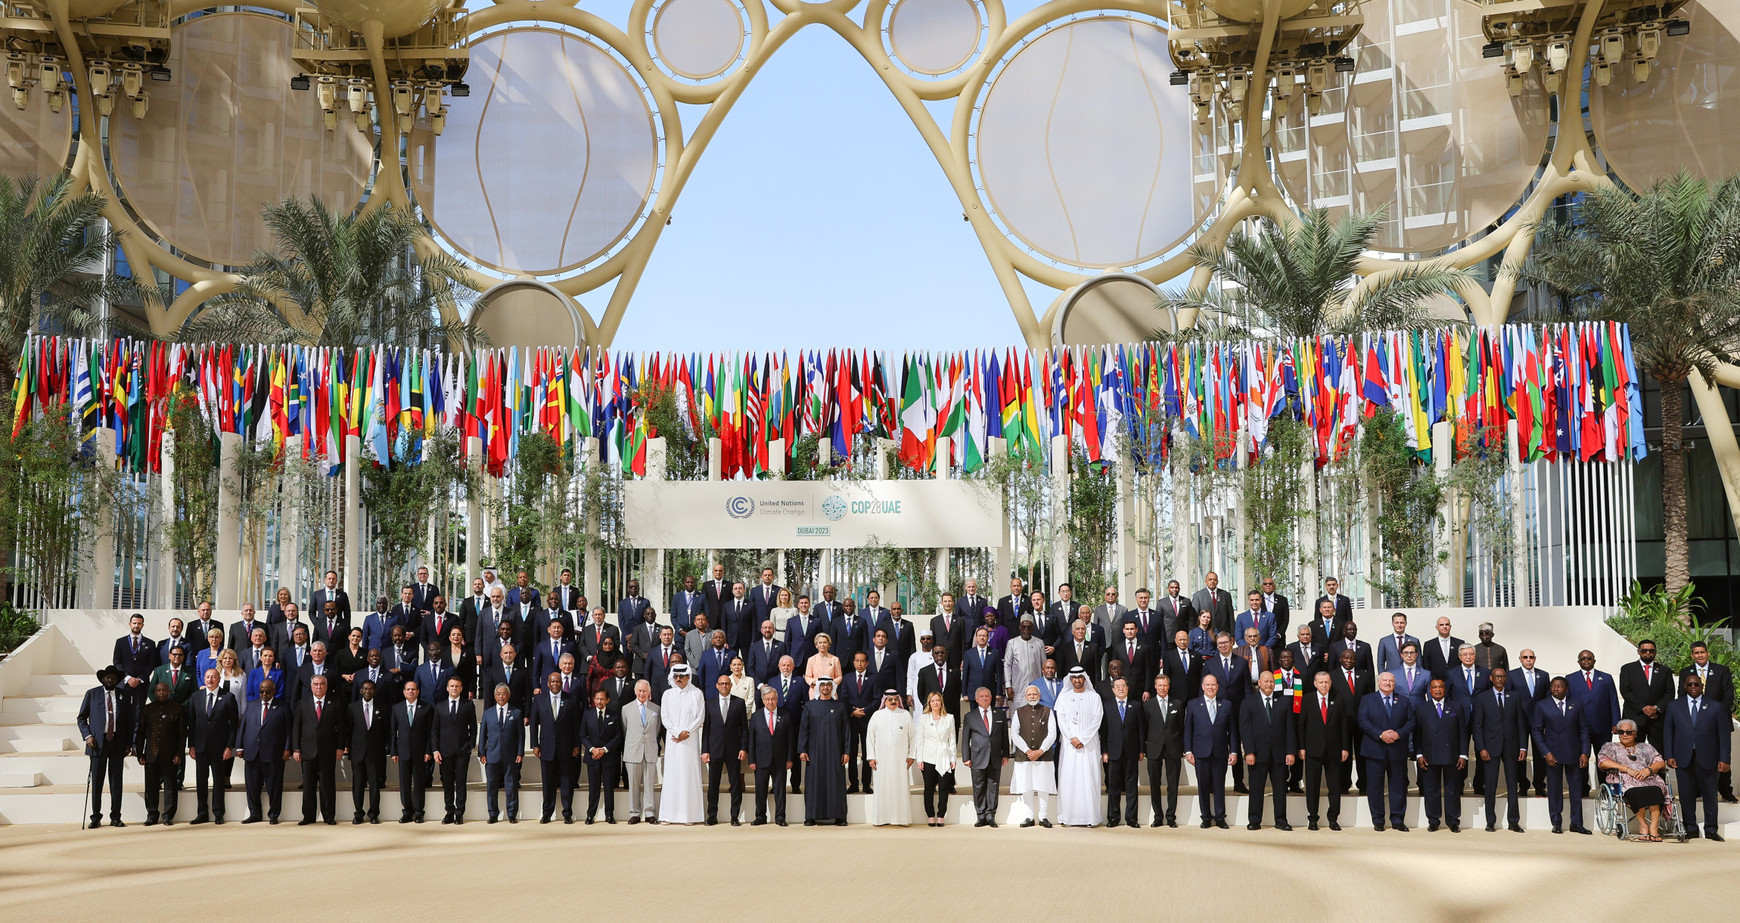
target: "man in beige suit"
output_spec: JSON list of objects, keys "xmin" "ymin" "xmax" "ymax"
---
[{"xmin": 621, "ymin": 679, "xmax": 662, "ymax": 824}]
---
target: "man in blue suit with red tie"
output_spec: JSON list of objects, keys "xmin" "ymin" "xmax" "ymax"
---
[
  {"xmin": 1563, "ymin": 649, "xmax": 1620, "ymax": 796},
  {"xmin": 1663, "ymin": 674, "xmax": 1731, "ymax": 841},
  {"xmin": 1357, "ymin": 671, "xmax": 1416, "ymax": 831},
  {"xmin": 1532, "ymin": 676, "xmax": 1591, "ymax": 834}
]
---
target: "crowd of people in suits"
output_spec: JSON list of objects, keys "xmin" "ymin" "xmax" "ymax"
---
[{"xmin": 79, "ymin": 568, "xmax": 1734, "ymax": 841}]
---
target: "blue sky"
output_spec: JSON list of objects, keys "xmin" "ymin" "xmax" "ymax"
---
[{"xmin": 566, "ymin": 1, "xmax": 1058, "ymax": 351}]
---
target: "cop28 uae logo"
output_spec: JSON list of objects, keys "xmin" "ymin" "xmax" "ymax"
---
[
  {"xmin": 821, "ymin": 494, "xmax": 848, "ymax": 521},
  {"xmin": 726, "ymin": 496, "xmax": 755, "ymax": 519}
]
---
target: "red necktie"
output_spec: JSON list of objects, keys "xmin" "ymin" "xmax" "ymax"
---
[
  {"xmin": 768, "ymin": 713, "xmax": 775, "ymax": 734},
  {"xmin": 316, "ymin": 701, "xmax": 323, "ymax": 721},
  {"xmin": 1346, "ymin": 670, "xmax": 1354, "ymax": 691},
  {"xmin": 1320, "ymin": 698, "xmax": 1327, "ymax": 724}
]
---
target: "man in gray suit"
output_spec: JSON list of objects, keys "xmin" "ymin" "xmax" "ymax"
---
[
  {"xmin": 1092, "ymin": 586, "xmax": 1128, "ymax": 643},
  {"xmin": 1192, "ymin": 572, "xmax": 1234, "ymax": 636},
  {"xmin": 478, "ymin": 683, "xmax": 523, "ymax": 823},
  {"xmin": 621, "ymin": 679, "xmax": 662, "ymax": 824},
  {"xmin": 683, "ymin": 613, "xmax": 715, "ymax": 672},
  {"xmin": 960, "ymin": 686, "xmax": 1008, "ymax": 827}
]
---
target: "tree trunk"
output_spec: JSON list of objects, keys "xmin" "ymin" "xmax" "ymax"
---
[{"xmin": 1660, "ymin": 376, "xmax": 1690, "ymax": 602}]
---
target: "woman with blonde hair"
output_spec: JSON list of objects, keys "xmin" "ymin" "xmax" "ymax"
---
[
  {"xmin": 770, "ymin": 587, "xmax": 797, "ymax": 643},
  {"xmin": 804, "ymin": 631, "xmax": 843, "ymax": 689},
  {"xmin": 913, "ymin": 691, "xmax": 959, "ymax": 826},
  {"xmin": 196, "ymin": 628, "xmax": 225, "ymax": 680}
]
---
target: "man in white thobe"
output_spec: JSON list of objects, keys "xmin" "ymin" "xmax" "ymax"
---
[
  {"xmin": 1054, "ymin": 667, "xmax": 1105, "ymax": 827},
  {"xmin": 658, "ymin": 665, "xmax": 705, "ymax": 824},
  {"xmin": 1003, "ymin": 617, "xmax": 1045, "ymax": 711},
  {"xmin": 906, "ymin": 630, "xmax": 935, "ymax": 712},
  {"xmin": 864, "ymin": 690, "xmax": 916, "ymax": 826},
  {"xmin": 1010, "ymin": 683, "xmax": 1058, "ymax": 827}
]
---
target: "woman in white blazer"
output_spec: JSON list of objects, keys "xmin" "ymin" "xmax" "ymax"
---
[{"xmin": 913, "ymin": 692, "xmax": 959, "ymax": 827}]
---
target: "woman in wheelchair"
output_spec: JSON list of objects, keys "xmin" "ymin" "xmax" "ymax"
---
[{"xmin": 1598, "ymin": 720, "xmax": 1670, "ymax": 841}]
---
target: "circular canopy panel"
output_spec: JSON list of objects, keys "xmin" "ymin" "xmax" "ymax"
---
[
  {"xmin": 1053, "ymin": 274, "xmax": 1171, "ymax": 346},
  {"xmin": 1273, "ymin": 0, "xmax": 1549, "ymax": 254},
  {"xmin": 652, "ymin": 0, "xmax": 747, "ymax": 81},
  {"xmin": 888, "ymin": 0, "xmax": 983, "ymax": 76},
  {"xmin": 0, "ymin": 89, "xmax": 72, "ymax": 179},
  {"xmin": 408, "ymin": 28, "xmax": 659, "ymax": 277},
  {"xmin": 1204, "ymin": 0, "xmax": 1316, "ymax": 22},
  {"xmin": 108, "ymin": 13, "xmax": 373, "ymax": 268},
  {"xmin": 974, "ymin": 16, "xmax": 1194, "ymax": 270},
  {"xmin": 314, "ymin": 0, "xmax": 448, "ymax": 39},
  {"xmin": 1591, "ymin": 0, "xmax": 1740, "ymax": 189},
  {"xmin": 474, "ymin": 282, "xmax": 586, "ymax": 348}
]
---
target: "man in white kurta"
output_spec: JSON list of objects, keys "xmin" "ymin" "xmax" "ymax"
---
[
  {"xmin": 658, "ymin": 666, "xmax": 705, "ymax": 824},
  {"xmin": 1003, "ymin": 617, "xmax": 1046, "ymax": 707},
  {"xmin": 1009, "ymin": 684, "xmax": 1058, "ymax": 826},
  {"xmin": 905, "ymin": 631, "xmax": 935, "ymax": 712},
  {"xmin": 1054, "ymin": 667, "xmax": 1105, "ymax": 827},
  {"xmin": 864, "ymin": 691, "xmax": 916, "ymax": 826}
]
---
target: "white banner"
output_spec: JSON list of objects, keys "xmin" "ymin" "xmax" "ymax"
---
[{"xmin": 622, "ymin": 480, "xmax": 1003, "ymax": 549}]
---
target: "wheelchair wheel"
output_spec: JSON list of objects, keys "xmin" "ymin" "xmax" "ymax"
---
[{"xmin": 1592, "ymin": 793, "xmax": 1618, "ymax": 837}]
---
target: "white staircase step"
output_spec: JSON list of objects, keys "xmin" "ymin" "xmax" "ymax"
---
[
  {"xmin": 0, "ymin": 735, "xmax": 74, "ymax": 753},
  {"xmin": 24, "ymin": 677, "xmax": 88, "ymax": 696},
  {"xmin": 0, "ymin": 771, "xmax": 43, "ymax": 787}
]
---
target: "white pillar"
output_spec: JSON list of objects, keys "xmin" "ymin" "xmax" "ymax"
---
[
  {"xmin": 767, "ymin": 438, "xmax": 787, "ymax": 478},
  {"xmin": 215, "ymin": 432, "xmax": 243, "ymax": 610},
  {"xmin": 342, "ymin": 435, "xmax": 361, "ymax": 601},
  {"xmin": 646, "ymin": 436, "xmax": 667, "ymax": 607},
  {"xmin": 1301, "ymin": 458, "xmax": 1319, "ymax": 600},
  {"xmin": 1234, "ymin": 433, "xmax": 1250, "ymax": 594},
  {"xmin": 156, "ymin": 427, "xmax": 178, "ymax": 609},
  {"xmin": 817, "ymin": 436, "xmax": 832, "ymax": 469},
  {"xmin": 707, "ymin": 436, "xmax": 722, "ymax": 575},
  {"xmin": 582, "ymin": 436, "xmax": 602, "ymax": 601},
  {"xmin": 1174, "ymin": 431, "xmax": 1194, "ymax": 586},
  {"xmin": 465, "ymin": 436, "xmax": 483, "ymax": 585},
  {"xmin": 1432, "ymin": 420, "xmax": 1455, "ymax": 604},
  {"xmin": 1690, "ymin": 377, "xmax": 1740, "ymax": 543},
  {"xmin": 1507, "ymin": 422, "xmax": 1527, "ymax": 606},
  {"xmin": 84, "ymin": 428, "xmax": 118, "ymax": 609},
  {"xmin": 1049, "ymin": 435, "xmax": 1070, "ymax": 588},
  {"xmin": 1116, "ymin": 455, "xmax": 1135, "ymax": 600},
  {"xmin": 277, "ymin": 436, "xmax": 302, "ymax": 599}
]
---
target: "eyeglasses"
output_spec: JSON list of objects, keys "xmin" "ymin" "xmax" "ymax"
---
[{"xmin": 1618, "ymin": 729, "xmax": 1637, "ymax": 735}]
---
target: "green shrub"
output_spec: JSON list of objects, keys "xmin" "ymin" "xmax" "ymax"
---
[{"xmin": 1606, "ymin": 581, "xmax": 1739, "ymax": 715}]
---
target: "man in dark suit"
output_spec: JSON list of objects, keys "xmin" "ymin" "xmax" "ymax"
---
[
  {"xmin": 549, "ymin": 568, "xmax": 582, "ymax": 613},
  {"xmin": 1285, "ymin": 624, "xmax": 1332, "ymax": 687},
  {"xmin": 916, "ymin": 647, "xmax": 962, "ymax": 722},
  {"xmin": 1191, "ymin": 572, "xmax": 1234, "ymax": 636},
  {"xmin": 1239, "ymin": 671, "xmax": 1296, "ymax": 830},
  {"xmin": 186, "ymin": 602, "xmax": 224, "ymax": 655},
  {"xmin": 1564, "ymin": 649, "xmax": 1620, "ymax": 796},
  {"xmin": 479, "ymin": 645, "xmax": 529, "ymax": 715},
  {"xmin": 1121, "ymin": 588, "xmax": 1163, "ymax": 648},
  {"xmin": 995, "ymin": 577, "xmax": 1030, "ymax": 632},
  {"xmin": 579, "ymin": 688, "xmax": 624, "ymax": 823},
  {"xmin": 876, "ymin": 602, "xmax": 917, "ymax": 665},
  {"xmin": 311, "ymin": 600, "xmax": 349, "ymax": 650},
  {"xmin": 362, "ymin": 595, "xmax": 402, "ymax": 656},
  {"xmin": 578, "ymin": 606, "xmax": 622, "ymax": 664},
  {"xmin": 418, "ymin": 597, "xmax": 462, "ymax": 654},
  {"xmin": 457, "ymin": 577, "xmax": 490, "ymax": 645},
  {"xmin": 671, "ymin": 574, "xmax": 705, "ymax": 633},
  {"xmin": 529, "ymin": 673, "xmax": 579, "ymax": 823},
  {"xmin": 237, "ymin": 679, "xmax": 291, "ymax": 824},
  {"xmin": 624, "ymin": 606, "xmax": 663, "ymax": 679},
  {"xmin": 748, "ymin": 686, "xmax": 792, "ymax": 825},
  {"xmin": 1155, "ymin": 581, "xmax": 1195, "ymax": 648},
  {"xmin": 310, "ymin": 571, "xmax": 352, "ymax": 631},
  {"xmin": 294, "ymin": 641, "xmax": 343, "ymax": 705},
  {"xmin": 828, "ymin": 599, "xmax": 871, "ymax": 665},
  {"xmin": 644, "ymin": 627, "xmax": 681, "ymax": 701},
  {"xmin": 721, "ymin": 582, "xmax": 757, "ymax": 655},
  {"xmin": 390, "ymin": 585, "xmax": 425, "ymax": 639},
  {"xmin": 960, "ymin": 686, "xmax": 1007, "ymax": 827},
  {"xmin": 703, "ymin": 674, "xmax": 749, "ymax": 825},
  {"xmin": 1108, "ymin": 621, "xmax": 1154, "ymax": 698},
  {"xmin": 954, "ymin": 578, "xmax": 989, "ymax": 628},
  {"xmin": 1200, "ymin": 634, "xmax": 1249, "ymax": 711},
  {"xmin": 1619, "ymin": 639, "xmax": 1675, "ymax": 752},
  {"xmin": 112, "ymin": 613, "xmax": 160, "ymax": 712},
  {"xmin": 78, "ymin": 666, "xmax": 135, "ymax": 828},
  {"xmin": 1055, "ymin": 620, "xmax": 1103, "ymax": 684},
  {"xmin": 931, "ymin": 593, "xmax": 970, "ymax": 675},
  {"xmin": 389, "ymin": 679, "xmax": 434, "ymax": 823},
  {"xmin": 409, "ymin": 566, "xmax": 439, "ymax": 622},
  {"xmin": 1297, "ymin": 670, "xmax": 1349, "ymax": 829},
  {"xmin": 1183, "ymin": 673, "xmax": 1239, "ymax": 828},
  {"xmin": 842, "ymin": 652, "xmax": 880, "ymax": 794},
  {"xmin": 1160, "ymin": 630, "xmax": 1200, "ymax": 700},
  {"xmin": 291, "ymin": 674, "xmax": 344, "ymax": 825},
  {"xmin": 187, "ymin": 668, "xmax": 239, "ymax": 824},
  {"xmin": 1357, "ymin": 671, "xmax": 1416, "ymax": 831},
  {"xmin": 1025, "ymin": 591, "xmax": 1060, "ymax": 654},
  {"xmin": 1330, "ymin": 648, "xmax": 1374, "ymax": 794},
  {"xmin": 1415, "ymin": 679, "xmax": 1466, "ymax": 831},
  {"xmin": 431, "ymin": 676, "xmax": 476, "ymax": 823},
  {"xmin": 478, "ymin": 682, "xmax": 524, "ymax": 823},
  {"xmin": 1257, "ymin": 577, "xmax": 1291, "ymax": 644},
  {"xmin": 228, "ymin": 604, "xmax": 268, "ymax": 656},
  {"xmin": 749, "ymin": 568, "xmax": 783, "ymax": 630},
  {"xmin": 1101, "ymin": 677, "xmax": 1145, "ymax": 827},
  {"xmin": 1313, "ymin": 577, "xmax": 1353, "ymax": 627},
  {"xmin": 615, "ymin": 578, "xmax": 651, "ymax": 627},
  {"xmin": 134, "ymin": 682, "xmax": 185, "ymax": 825},
  {"xmin": 701, "ymin": 563, "xmax": 731, "ymax": 627},
  {"xmin": 1445, "ymin": 644, "xmax": 1490, "ymax": 795},
  {"xmin": 1419, "ymin": 617, "xmax": 1464, "ymax": 682},
  {"xmin": 1532, "ymin": 676, "xmax": 1591, "ymax": 834},
  {"xmin": 413, "ymin": 642, "xmax": 454, "ymax": 706},
  {"xmin": 347, "ymin": 680, "xmax": 390, "ymax": 823},
  {"xmin": 1329, "ymin": 619, "xmax": 1374, "ymax": 674},
  {"xmin": 865, "ymin": 630, "xmax": 902, "ymax": 697},
  {"xmin": 1301, "ymin": 598, "xmax": 1342, "ymax": 652},
  {"xmin": 1142, "ymin": 674, "xmax": 1186, "ymax": 826},
  {"xmin": 505, "ymin": 571, "xmax": 541, "ymax": 611},
  {"xmin": 961, "ymin": 627, "xmax": 1004, "ymax": 705},
  {"xmin": 1472, "ymin": 666, "xmax": 1531, "ymax": 832},
  {"xmin": 532, "ymin": 620, "xmax": 577, "ymax": 692},
  {"xmin": 1679, "ymin": 641, "xmax": 1737, "ymax": 802},
  {"xmin": 157, "ymin": 618, "xmax": 194, "ymax": 667},
  {"xmin": 1512, "ymin": 648, "xmax": 1552, "ymax": 795},
  {"xmin": 1663, "ymin": 674, "xmax": 1732, "ymax": 840}
]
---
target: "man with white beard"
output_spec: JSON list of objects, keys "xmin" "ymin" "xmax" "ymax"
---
[
  {"xmin": 658, "ymin": 665, "xmax": 705, "ymax": 824},
  {"xmin": 1053, "ymin": 666, "xmax": 1105, "ymax": 827},
  {"xmin": 1003, "ymin": 616, "xmax": 1045, "ymax": 711},
  {"xmin": 1009, "ymin": 683, "xmax": 1058, "ymax": 827},
  {"xmin": 864, "ymin": 690, "xmax": 915, "ymax": 826}
]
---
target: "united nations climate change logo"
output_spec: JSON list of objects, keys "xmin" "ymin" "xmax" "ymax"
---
[
  {"xmin": 821, "ymin": 495, "xmax": 848, "ymax": 522},
  {"xmin": 726, "ymin": 496, "xmax": 755, "ymax": 519}
]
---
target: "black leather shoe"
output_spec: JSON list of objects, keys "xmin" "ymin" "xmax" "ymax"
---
[
  {"xmin": 705, "ymin": 818, "xmax": 717, "ymax": 826},
  {"xmin": 244, "ymin": 817, "xmax": 264, "ymax": 825},
  {"xmin": 1020, "ymin": 819, "xmax": 1035, "ymax": 828},
  {"xmin": 191, "ymin": 815, "xmax": 210, "ymax": 825},
  {"xmin": 1393, "ymin": 823, "xmax": 1408, "ymax": 832},
  {"xmin": 1707, "ymin": 832, "xmax": 1725, "ymax": 842},
  {"xmin": 1551, "ymin": 825, "xmax": 1563, "ymax": 834},
  {"xmin": 804, "ymin": 819, "xmax": 816, "ymax": 826},
  {"xmin": 585, "ymin": 818, "xmax": 595, "ymax": 825},
  {"xmin": 751, "ymin": 819, "xmax": 767, "ymax": 826},
  {"xmin": 1215, "ymin": 820, "xmax": 1229, "ymax": 829},
  {"xmin": 540, "ymin": 816, "xmax": 552, "ymax": 824},
  {"xmin": 834, "ymin": 819, "xmax": 846, "ymax": 826},
  {"xmin": 1149, "ymin": 819, "xmax": 1161, "ymax": 828},
  {"xmin": 1233, "ymin": 785, "xmax": 1249, "ymax": 794},
  {"xmin": 563, "ymin": 817, "xmax": 574, "ymax": 825},
  {"xmin": 987, "ymin": 821, "xmax": 998, "ymax": 828},
  {"xmin": 776, "ymin": 820, "xmax": 788, "ymax": 826},
  {"xmin": 452, "ymin": 817, "xmax": 462, "ymax": 826},
  {"xmin": 1308, "ymin": 821, "xmax": 1319, "ymax": 831},
  {"xmin": 144, "ymin": 818, "xmax": 159, "ymax": 827},
  {"xmin": 1428, "ymin": 822, "xmax": 1440, "ymax": 832},
  {"xmin": 846, "ymin": 786, "xmax": 859, "ymax": 794},
  {"xmin": 731, "ymin": 819, "xmax": 741, "ymax": 827},
  {"xmin": 369, "ymin": 817, "xmax": 380, "ymax": 824},
  {"xmin": 628, "ymin": 816, "xmax": 642, "ymax": 825},
  {"xmin": 110, "ymin": 818, "xmax": 126, "ymax": 828},
  {"xmin": 974, "ymin": 819, "xmax": 988, "ymax": 827},
  {"xmin": 1486, "ymin": 822, "xmax": 1497, "ymax": 832},
  {"xmin": 506, "ymin": 817, "xmax": 516, "ymax": 824},
  {"xmin": 1448, "ymin": 823, "xmax": 1460, "ymax": 833},
  {"xmin": 298, "ymin": 819, "xmax": 315, "ymax": 826},
  {"xmin": 1569, "ymin": 824, "xmax": 1592, "ymax": 835},
  {"xmin": 488, "ymin": 817, "xmax": 498, "ymax": 824},
  {"xmin": 1275, "ymin": 821, "xmax": 1292, "ymax": 831},
  {"xmin": 1107, "ymin": 818, "xmax": 1120, "ymax": 828},
  {"xmin": 1508, "ymin": 823, "xmax": 1525, "ymax": 833},
  {"xmin": 864, "ymin": 787, "xmax": 873, "ymax": 795},
  {"xmin": 1246, "ymin": 823, "xmax": 1261, "ymax": 831},
  {"xmin": 1685, "ymin": 827, "xmax": 1701, "ymax": 839},
  {"xmin": 1720, "ymin": 794, "xmax": 1738, "ymax": 804},
  {"xmin": 1329, "ymin": 821, "xmax": 1341, "ymax": 831},
  {"xmin": 1200, "ymin": 819, "xmax": 1213, "ymax": 829},
  {"xmin": 1167, "ymin": 818, "xmax": 1178, "ymax": 828},
  {"xmin": 1038, "ymin": 819, "xmax": 1052, "ymax": 828}
]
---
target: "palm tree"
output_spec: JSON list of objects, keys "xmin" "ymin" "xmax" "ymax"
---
[
  {"xmin": 1522, "ymin": 172, "xmax": 1740, "ymax": 593},
  {"xmin": 1163, "ymin": 208, "xmax": 1470, "ymax": 338},
  {"xmin": 0, "ymin": 172, "xmax": 152, "ymax": 396},
  {"xmin": 180, "ymin": 196, "xmax": 479, "ymax": 350}
]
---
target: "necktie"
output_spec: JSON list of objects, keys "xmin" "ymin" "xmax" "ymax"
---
[
  {"xmin": 1466, "ymin": 668, "xmax": 1474, "ymax": 692},
  {"xmin": 1691, "ymin": 698, "xmax": 1700, "ymax": 716},
  {"xmin": 1406, "ymin": 667, "xmax": 1414, "ymax": 689},
  {"xmin": 171, "ymin": 669, "xmax": 179, "ymax": 686},
  {"xmin": 365, "ymin": 706, "xmax": 372, "ymax": 729},
  {"xmin": 1319, "ymin": 698, "xmax": 1327, "ymax": 724},
  {"xmin": 640, "ymin": 705, "xmax": 647, "ymax": 728},
  {"xmin": 451, "ymin": 700, "xmax": 458, "ymax": 717},
  {"xmin": 207, "ymin": 693, "xmax": 215, "ymax": 716},
  {"xmin": 106, "ymin": 693, "xmax": 115, "ymax": 734},
  {"xmin": 1384, "ymin": 696, "xmax": 1393, "ymax": 710},
  {"xmin": 1207, "ymin": 700, "xmax": 1216, "ymax": 723},
  {"xmin": 499, "ymin": 706, "xmax": 506, "ymax": 727},
  {"xmin": 1436, "ymin": 702, "xmax": 1443, "ymax": 718},
  {"xmin": 317, "ymin": 699, "xmax": 326, "ymax": 721},
  {"xmin": 261, "ymin": 703, "xmax": 268, "ymax": 724},
  {"xmin": 1496, "ymin": 692, "xmax": 1504, "ymax": 709},
  {"xmin": 1128, "ymin": 641, "xmax": 1135, "ymax": 660},
  {"xmin": 1118, "ymin": 701, "xmax": 1126, "ymax": 720},
  {"xmin": 408, "ymin": 704, "xmax": 416, "ymax": 724},
  {"xmin": 1644, "ymin": 664, "xmax": 1652, "ymax": 683},
  {"xmin": 598, "ymin": 708, "xmax": 604, "ymax": 725},
  {"xmin": 1559, "ymin": 701, "xmax": 1566, "ymax": 717},
  {"xmin": 982, "ymin": 708, "xmax": 990, "ymax": 730},
  {"xmin": 1263, "ymin": 696, "xmax": 1271, "ymax": 718},
  {"xmin": 1585, "ymin": 672, "xmax": 1593, "ymax": 689}
]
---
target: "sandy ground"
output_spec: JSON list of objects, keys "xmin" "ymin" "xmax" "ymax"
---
[{"xmin": 3, "ymin": 821, "xmax": 1736, "ymax": 919}]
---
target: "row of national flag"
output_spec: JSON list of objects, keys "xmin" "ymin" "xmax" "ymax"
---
[{"xmin": 7, "ymin": 323, "xmax": 1645, "ymax": 476}]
